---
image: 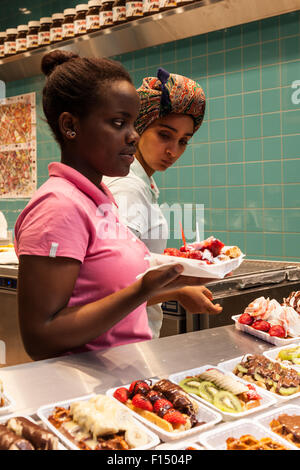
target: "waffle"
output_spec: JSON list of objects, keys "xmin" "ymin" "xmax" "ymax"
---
[
  {"xmin": 226, "ymin": 434, "xmax": 288, "ymax": 450},
  {"xmin": 270, "ymin": 417, "xmax": 300, "ymax": 449}
]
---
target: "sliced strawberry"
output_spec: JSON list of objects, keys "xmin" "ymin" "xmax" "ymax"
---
[
  {"xmin": 164, "ymin": 248, "xmax": 181, "ymax": 257},
  {"xmin": 146, "ymin": 390, "xmax": 163, "ymax": 404},
  {"xmin": 252, "ymin": 320, "xmax": 270, "ymax": 332},
  {"xmin": 246, "ymin": 384, "xmax": 261, "ymax": 401},
  {"xmin": 238, "ymin": 313, "xmax": 254, "ymax": 325},
  {"xmin": 187, "ymin": 251, "xmax": 203, "ymax": 260},
  {"xmin": 153, "ymin": 398, "xmax": 173, "ymax": 416},
  {"xmin": 129, "ymin": 380, "xmax": 151, "ymax": 396},
  {"xmin": 269, "ymin": 325, "xmax": 286, "ymax": 338},
  {"xmin": 163, "ymin": 409, "xmax": 186, "ymax": 425},
  {"xmin": 132, "ymin": 393, "xmax": 153, "ymax": 412},
  {"xmin": 113, "ymin": 387, "xmax": 130, "ymax": 403}
]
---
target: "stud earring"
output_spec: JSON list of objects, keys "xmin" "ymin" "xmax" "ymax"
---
[{"xmin": 66, "ymin": 130, "xmax": 76, "ymax": 138}]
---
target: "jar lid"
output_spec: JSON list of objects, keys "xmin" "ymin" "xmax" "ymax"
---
[
  {"xmin": 28, "ymin": 21, "xmax": 40, "ymax": 27},
  {"xmin": 63, "ymin": 8, "xmax": 76, "ymax": 15},
  {"xmin": 52, "ymin": 12, "xmax": 64, "ymax": 20},
  {"xmin": 40, "ymin": 17, "xmax": 52, "ymax": 24},
  {"xmin": 76, "ymin": 4, "xmax": 89, "ymax": 11},
  {"xmin": 88, "ymin": 0, "xmax": 102, "ymax": 6},
  {"xmin": 6, "ymin": 28, "xmax": 17, "ymax": 35},
  {"xmin": 17, "ymin": 24, "xmax": 29, "ymax": 32}
]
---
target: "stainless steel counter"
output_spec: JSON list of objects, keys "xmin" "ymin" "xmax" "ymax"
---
[{"xmin": 1, "ymin": 325, "xmax": 298, "ymax": 418}]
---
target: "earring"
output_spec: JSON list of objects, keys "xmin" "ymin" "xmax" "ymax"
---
[{"xmin": 66, "ymin": 130, "xmax": 76, "ymax": 138}]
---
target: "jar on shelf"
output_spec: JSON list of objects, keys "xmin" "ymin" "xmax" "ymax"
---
[
  {"xmin": 50, "ymin": 13, "xmax": 64, "ymax": 43},
  {"xmin": 16, "ymin": 25, "xmax": 28, "ymax": 54},
  {"xmin": 100, "ymin": 0, "xmax": 114, "ymax": 28},
  {"xmin": 143, "ymin": 0, "xmax": 159, "ymax": 16},
  {"xmin": 27, "ymin": 21, "xmax": 40, "ymax": 50},
  {"xmin": 86, "ymin": 0, "xmax": 102, "ymax": 33},
  {"xmin": 112, "ymin": 0, "xmax": 127, "ymax": 25},
  {"xmin": 4, "ymin": 28, "xmax": 17, "ymax": 57},
  {"xmin": 159, "ymin": 0, "xmax": 176, "ymax": 11},
  {"xmin": 38, "ymin": 17, "xmax": 52, "ymax": 46},
  {"xmin": 62, "ymin": 8, "xmax": 76, "ymax": 39},
  {"xmin": 126, "ymin": 0, "xmax": 143, "ymax": 20},
  {"xmin": 74, "ymin": 4, "xmax": 88, "ymax": 36},
  {"xmin": 0, "ymin": 32, "xmax": 6, "ymax": 58}
]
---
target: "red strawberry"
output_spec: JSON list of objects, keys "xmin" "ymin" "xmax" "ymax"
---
[
  {"xmin": 209, "ymin": 238, "xmax": 225, "ymax": 257},
  {"xmin": 113, "ymin": 387, "xmax": 130, "ymax": 403},
  {"xmin": 238, "ymin": 313, "xmax": 254, "ymax": 326},
  {"xmin": 146, "ymin": 390, "xmax": 163, "ymax": 404},
  {"xmin": 252, "ymin": 320, "xmax": 270, "ymax": 332},
  {"xmin": 187, "ymin": 251, "xmax": 203, "ymax": 260},
  {"xmin": 153, "ymin": 398, "xmax": 173, "ymax": 416},
  {"xmin": 129, "ymin": 380, "xmax": 150, "ymax": 396},
  {"xmin": 164, "ymin": 248, "xmax": 181, "ymax": 257},
  {"xmin": 132, "ymin": 393, "xmax": 153, "ymax": 412},
  {"xmin": 246, "ymin": 384, "xmax": 261, "ymax": 401},
  {"xmin": 163, "ymin": 409, "xmax": 186, "ymax": 425},
  {"xmin": 269, "ymin": 325, "xmax": 286, "ymax": 338}
]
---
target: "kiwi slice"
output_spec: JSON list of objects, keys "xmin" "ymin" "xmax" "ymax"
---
[
  {"xmin": 179, "ymin": 378, "xmax": 202, "ymax": 395},
  {"xmin": 236, "ymin": 364, "xmax": 248, "ymax": 374},
  {"xmin": 197, "ymin": 381, "xmax": 219, "ymax": 403},
  {"xmin": 279, "ymin": 386, "xmax": 299, "ymax": 396},
  {"xmin": 292, "ymin": 357, "xmax": 300, "ymax": 365},
  {"xmin": 213, "ymin": 390, "xmax": 242, "ymax": 413}
]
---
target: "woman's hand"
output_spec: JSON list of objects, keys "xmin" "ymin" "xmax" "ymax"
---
[{"xmin": 176, "ymin": 285, "xmax": 223, "ymax": 315}]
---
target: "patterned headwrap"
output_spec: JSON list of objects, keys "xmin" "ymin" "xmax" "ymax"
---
[{"xmin": 135, "ymin": 68, "xmax": 206, "ymax": 135}]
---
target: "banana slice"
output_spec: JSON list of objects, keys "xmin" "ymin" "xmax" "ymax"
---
[
  {"xmin": 198, "ymin": 370, "xmax": 248, "ymax": 395},
  {"xmin": 125, "ymin": 425, "xmax": 148, "ymax": 448}
]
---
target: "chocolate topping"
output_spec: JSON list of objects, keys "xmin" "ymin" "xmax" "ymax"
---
[{"xmin": 277, "ymin": 414, "xmax": 300, "ymax": 442}]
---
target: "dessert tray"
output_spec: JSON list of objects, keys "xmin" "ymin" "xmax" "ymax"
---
[
  {"xmin": 263, "ymin": 343, "xmax": 300, "ymax": 372},
  {"xmin": 255, "ymin": 404, "xmax": 300, "ymax": 449}
]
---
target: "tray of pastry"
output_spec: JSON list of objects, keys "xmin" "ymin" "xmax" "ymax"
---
[
  {"xmin": 106, "ymin": 377, "xmax": 222, "ymax": 442},
  {"xmin": 218, "ymin": 354, "xmax": 300, "ymax": 402},
  {"xmin": 198, "ymin": 419, "xmax": 297, "ymax": 450},
  {"xmin": 254, "ymin": 404, "xmax": 300, "ymax": 449},
  {"xmin": 37, "ymin": 393, "xmax": 160, "ymax": 450},
  {"xmin": 263, "ymin": 343, "xmax": 300, "ymax": 372},
  {"xmin": 168, "ymin": 365, "xmax": 277, "ymax": 421}
]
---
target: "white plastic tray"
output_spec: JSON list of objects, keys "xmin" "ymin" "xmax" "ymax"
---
[
  {"xmin": 232, "ymin": 314, "xmax": 300, "ymax": 346},
  {"xmin": 37, "ymin": 394, "xmax": 160, "ymax": 450},
  {"xmin": 218, "ymin": 354, "xmax": 300, "ymax": 402},
  {"xmin": 263, "ymin": 343, "xmax": 300, "ymax": 372},
  {"xmin": 198, "ymin": 419, "xmax": 297, "ymax": 450},
  {"xmin": 0, "ymin": 414, "xmax": 66, "ymax": 450},
  {"xmin": 0, "ymin": 391, "xmax": 15, "ymax": 416},
  {"xmin": 255, "ymin": 404, "xmax": 300, "ymax": 449},
  {"xmin": 155, "ymin": 441, "xmax": 204, "ymax": 450},
  {"xmin": 138, "ymin": 247, "xmax": 245, "ymax": 279},
  {"xmin": 168, "ymin": 365, "xmax": 277, "ymax": 421},
  {"xmin": 106, "ymin": 380, "xmax": 222, "ymax": 442}
]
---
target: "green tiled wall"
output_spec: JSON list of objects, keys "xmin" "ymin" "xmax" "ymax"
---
[{"xmin": 0, "ymin": 4, "xmax": 299, "ymax": 261}]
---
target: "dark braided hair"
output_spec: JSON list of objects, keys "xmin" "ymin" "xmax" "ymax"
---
[{"xmin": 41, "ymin": 50, "xmax": 133, "ymax": 145}]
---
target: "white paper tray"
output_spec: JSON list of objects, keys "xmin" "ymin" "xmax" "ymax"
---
[
  {"xmin": 198, "ymin": 419, "xmax": 297, "ymax": 450},
  {"xmin": 37, "ymin": 394, "xmax": 160, "ymax": 450},
  {"xmin": 155, "ymin": 441, "xmax": 204, "ymax": 450},
  {"xmin": 138, "ymin": 247, "xmax": 245, "ymax": 279},
  {"xmin": 168, "ymin": 365, "xmax": 277, "ymax": 421},
  {"xmin": 263, "ymin": 343, "xmax": 300, "ymax": 372},
  {"xmin": 218, "ymin": 354, "xmax": 300, "ymax": 402},
  {"xmin": 0, "ymin": 414, "xmax": 66, "ymax": 450},
  {"xmin": 106, "ymin": 380, "xmax": 222, "ymax": 442},
  {"xmin": 232, "ymin": 314, "xmax": 300, "ymax": 346},
  {"xmin": 0, "ymin": 391, "xmax": 15, "ymax": 416},
  {"xmin": 255, "ymin": 404, "xmax": 300, "ymax": 449}
]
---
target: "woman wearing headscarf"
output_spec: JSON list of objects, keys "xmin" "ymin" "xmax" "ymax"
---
[{"xmin": 103, "ymin": 68, "xmax": 223, "ymax": 338}]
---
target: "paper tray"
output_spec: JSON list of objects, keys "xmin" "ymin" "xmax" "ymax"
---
[
  {"xmin": 37, "ymin": 394, "xmax": 160, "ymax": 450},
  {"xmin": 138, "ymin": 247, "xmax": 245, "ymax": 279},
  {"xmin": 168, "ymin": 365, "xmax": 276, "ymax": 421},
  {"xmin": 198, "ymin": 419, "xmax": 297, "ymax": 450},
  {"xmin": 232, "ymin": 314, "xmax": 300, "ymax": 346},
  {"xmin": 106, "ymin": 380, "xmax": 222, "ymax": 442},
  {"xmin": 218, "ymin": 354, "xmax": 300, "ymax": 402}
]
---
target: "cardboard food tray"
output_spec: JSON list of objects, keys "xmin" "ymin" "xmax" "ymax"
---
[
  {"xmin": 138, "ymin": 247, "xmax": 245, "ymax": 279},
  {"xmin": 198, "ymin": 418, "xmax": 297, "ymax": 450},
  {"xmin": 106, "ymin": 380, "xmax": 222, "ymax": 442},
  {"xmin": 168, "ymin": 365, "xmax": 276, "ymax": 422},
  {"xmin": 0, "ymin": 414, "xmax": 66, "ymax": 450},
  {"xmin": 232, "ymin": 314, "xmax": 300, "ymax": 346},
  {"xmin": 263, "ymin": 343, "xmax": 300, "ymax": 372},
  {"xmin": 37, "ymin": 394, "xmax": 160, "ymax": 450},
  {"xmin": 218, "ymin": 354, "xmax": 300, "ymax": 402}
]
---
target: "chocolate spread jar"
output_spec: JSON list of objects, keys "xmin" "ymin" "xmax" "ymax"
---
[
  {"xmin": 159, "ymin": 0, "xmax": 176, "ymax": 11},
  {"xmin": 74, "ymin": 4, "xmax": 88, "ymax": 36},
  {"xmin": 38, "ymin": 17, "xmax": 52, "ymax": 46},
  {"xmin": 4, "ymin": 28, "xmax": 17, "ymax": 56},
  {"xmin": 126, "ymin": 0, "xmax": 143, "ymax": 20},
  {"xmin": 27, "ymin": 21, "xmax": 40, "ymax": 50},
  {"xmin": 100, "ymin": 0, "xmax": 114, "ymax": 28},
  {"xmin": 143, "ymin": 0, "xmax": 159, "ymax": 16},
  {"xmin": 86, "ymin": 0, "xmax": 102, "ymax": 33},
  {"xmin": 50, "ymin": 13, "xmax": 64, "ymax": 43},
  {"xmin": 62, "ymin": 8, "xmax": 76, "ymax": 39},
  {"xmin": 0, "ymin": 32, "xmax": 6, "ymax": 58},
  {"xmin": 112, "ymin": 0, "xmax": 127, "ymax": 25},
  {"xmin": 16, "ymin": 25, "xmax": 28, "ymax": 53}
]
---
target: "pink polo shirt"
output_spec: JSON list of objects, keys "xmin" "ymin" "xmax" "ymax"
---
[{"xmin": 14, "ymin": 162, "xmax": 152, "ymax": 354}]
